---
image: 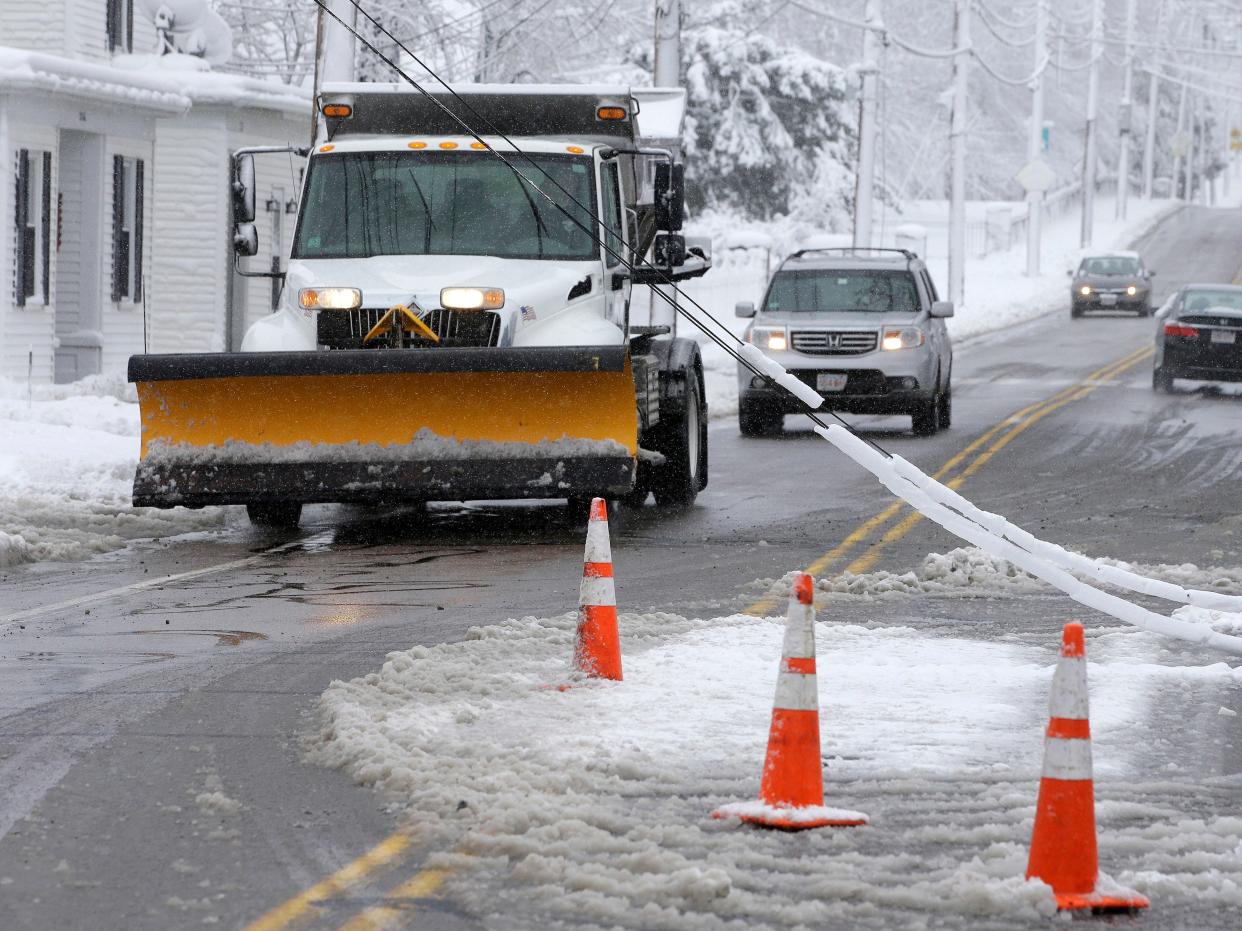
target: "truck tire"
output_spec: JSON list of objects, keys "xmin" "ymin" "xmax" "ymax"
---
[
  {"xmin": 246, "ymin": 502, "xmax": 302, "ymax": 528},
  {"xmin": 739, "ymin": 398, "xmax": 780, "ymax": 437},
  {"xmin": 654, "ymin": 372, "xmax": 705, "ymax": 507}
]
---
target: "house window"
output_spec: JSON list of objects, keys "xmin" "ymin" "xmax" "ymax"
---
[
  {"xmin": 111, "ymin": 155, "xmax": 144, "ymax": 302},
  {"xmin": 107, "ymin": 0, "xmax": 133, "ymax": 54},
  {"xmin": 14, "ymin": 149, "xmax": 52, "ymax": 307}
]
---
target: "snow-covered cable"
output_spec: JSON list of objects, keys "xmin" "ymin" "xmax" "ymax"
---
[
  {"xmin": 786, "ymin": 0, "xmax": 967, "ymax": 59},
  {"xmin": 818, "ymin": 426, "xmax": 1242, "ymax": 658},
  {"xmin": 886, "ymin": 455, "xmax": 1242, "ymax": 613},
  {"xmin": 972, "ymin": 0, "xmax": 1037, "ymax": 31},
  {"xmin": 972, "ymin": 51, "xmax": 1049, "ymax": 87}
]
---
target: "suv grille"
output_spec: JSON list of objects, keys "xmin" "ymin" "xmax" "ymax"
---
[
  {"xmin": 790, "ymin": 330, "xmax": 878, "ymax": 355},
  {"xmin": 318, "ymin": 307, "xmax": 501, "ymax": 349}
]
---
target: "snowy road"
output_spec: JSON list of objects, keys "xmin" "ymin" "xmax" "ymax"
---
[{"xmin": 1, "ymin": 206, "xmax": 1241, "ymax": 928}]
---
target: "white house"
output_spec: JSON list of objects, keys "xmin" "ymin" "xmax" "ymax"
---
[{"xmin": 0, "ymin": 0, "xmax": 309, "ymax": 383}]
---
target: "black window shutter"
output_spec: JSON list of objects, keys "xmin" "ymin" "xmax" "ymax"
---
[
  {"xmin": 15, "ymin": 149, "xmax": 28, "ymax": 307},
  {"xmin": 133, "ymin": 159, "xmax": 144, "ymax": 302},
  {"xmin": 124, "ymin": 0, "xmax": 133, "ymax": 53},
  {"xmin": 111, "ymin": 155, "xmax": 126, "ymax": 301},
  {"xmin": 41, "ymin": 151, "xmax": 51, "ymax": 303},
  {"xmin": 106, "ymin": 0, "xmax": 117, "ymax": 52}
]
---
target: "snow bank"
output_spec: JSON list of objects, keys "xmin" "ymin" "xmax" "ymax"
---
[
  {"xmin": 0, "ymin": 377, "xmax": 228, "ymax": 567},
  {"xmin": 317, "ymin": 609, "xmax": 1242, "ymax": 927}
]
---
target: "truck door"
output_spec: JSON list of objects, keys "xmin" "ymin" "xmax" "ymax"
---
[{"xmin": 599, "ymin": 159, "xmax": 630, "ymax": 327}]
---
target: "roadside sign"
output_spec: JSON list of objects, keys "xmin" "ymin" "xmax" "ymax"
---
[{"xmin": 1015, "ymin": 157, "xmax": 1056, "ymax": 193}]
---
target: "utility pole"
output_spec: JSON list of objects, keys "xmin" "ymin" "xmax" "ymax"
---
[
  {"xmin": 653, "ymin": 0, "xmax": 681, "ymax": 87},
  {"xmin": 1079, "ymin": 0, "xmax": 1102, "ymax": 247},
  {"xmin": 853, "ymin": 0, "xmax": 882, "ymax": 249},
  {"xmin": 1024, "ymin": 0, "xmax": 1047, "ymax": 277},
  {"xmin": 1141, "ymin": 0, "xmax": 1167, "ymax": 199},
  {"xmin": 1172, "ymin": 83, "xmax": 1188, "ymax": 199},
  {"xmin": 948, "ymin": 0, "xmax": 969, "ymax": 308},
  {"xmin": 1115, "ymin": 0, "xmax": 1137, "ymax": 220}
]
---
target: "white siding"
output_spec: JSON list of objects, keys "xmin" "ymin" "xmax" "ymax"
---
[
  {"xmin": 67, "ymin": 0, "xmax": 108, "ymax": 63},
  {"xmin": 149, "ymin": 114, "xmax": 229, "ymax": 353},
  {"xmin": 0, "ymin": 0, "xmax": 68, "ymax": 56},
  {"xmin": 2, "ymin": 119, "xmax": 58, "ymax": 382}
]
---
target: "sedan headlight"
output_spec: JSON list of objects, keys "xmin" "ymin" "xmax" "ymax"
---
[
  {"xmin": 749, "ymin": 326, "xmax": 787, "ymax": 352},
  {"xmin": 1079, "ymin": 285, "xmax": 1092, "ymax": 296},
  {"xmin": 299, "ymin": 287, "xmax": 361, "ymax": 310},
  {"xmin": 440, "ymin": 287, "xmax": 505, "ymax": 311},
  {"xmin": 881, "ymin": 327, "xmax": 925, "ymax": 351}
]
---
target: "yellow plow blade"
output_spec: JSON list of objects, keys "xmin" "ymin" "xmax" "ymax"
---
[{"xmin": 128, "ymin": 346, "xmax": 637, "ymax": 507}]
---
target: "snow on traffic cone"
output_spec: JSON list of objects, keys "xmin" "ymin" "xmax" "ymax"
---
[
  {"xmin": 1025, "ymin": 622, "xmax": 1148, "ymax": 913},
  {"xmin": 573, "ymin": 498, "xmax": 622, "ymax": 680},
  {"xmin": 712, "ymin": 573, "xmax": 868, "ymax": 830}
]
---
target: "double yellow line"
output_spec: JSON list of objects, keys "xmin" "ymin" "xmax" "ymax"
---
[
  {"xmin": 247, "ymin": 345, "xmax": 1154, "ymax": 931},
  {"xmin": 744, "ymin": 342, "xmax": 1155, "ymax": 616}
]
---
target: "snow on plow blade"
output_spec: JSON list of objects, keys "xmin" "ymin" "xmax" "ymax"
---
[{"xmin": 128, "ymin": 347, "xmax": 638, "ymax": 507}]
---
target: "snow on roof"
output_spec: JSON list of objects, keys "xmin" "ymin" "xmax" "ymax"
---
[{"xmin": 0, "ymin": 48, "xmax": 309, "ymax": 117}]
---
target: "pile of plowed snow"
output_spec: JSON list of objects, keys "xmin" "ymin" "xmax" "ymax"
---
[
  {"xmin": 315, "ymin": 609, "xmax": 1242, "ymax": 928},
  {"xmin": 0, "ymin": 374, "xmax": 228, "ymax": 567}
]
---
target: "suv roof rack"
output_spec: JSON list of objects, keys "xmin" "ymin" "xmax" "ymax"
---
[{"xmin": 788, "ymin": 247, "xmax": 917, "ymax": 261}]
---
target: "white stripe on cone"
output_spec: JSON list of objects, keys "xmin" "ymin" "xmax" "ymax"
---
[
  {"xmin": 780, "ymin": 593, "xmax": 815, "ymax": 659},
  {"xmin": 578, "ymin": 576, "xmax": 616, "ymax": 607},
  {"xmin": 584, "ymin": 520, "xmax": 612, "ymax": 564},
  {"xmin": 1048, "ymin": 656, "xmax": 1089, "ymax": 719},
  {"xmin": 773, "ymin": 671, "xmax": 818, "ymax": 712},
  {"xmin": 1042, "ymin": 736, "xmax": 1094, "ymax": 780}
]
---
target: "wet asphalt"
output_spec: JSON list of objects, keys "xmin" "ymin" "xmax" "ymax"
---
[{"xmin": 0, "ymin": 205, "xmax": 1240, "ymax": 929}]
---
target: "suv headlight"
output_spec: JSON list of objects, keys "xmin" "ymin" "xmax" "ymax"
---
[
  {"xmin": 749, "ymin": 326, "xmax": 787, "ymax": 352},
  {"xmin": 881, "ymin": 327, "xmax": 925, "ymax": 351}
]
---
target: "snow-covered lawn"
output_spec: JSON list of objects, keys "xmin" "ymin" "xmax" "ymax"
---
[
  {"xmin": 680, "ymin": 194, "xmax": 1182, "ymax": 422},
  {"xmin": 0, "ymin": 374, "xmax": 227, "ymax": 567},
  {"xmin": 315, "ymin": 580, "xmax": 1242, "ymax": 928}
]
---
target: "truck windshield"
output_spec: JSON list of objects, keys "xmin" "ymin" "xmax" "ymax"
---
[
  {"xmin": 292, "ymin": 152, "xmax": 597, "ymax": 261},
  {"xmin": 764, "ymin": 270, "xmax": 919, "ymax": 314}
]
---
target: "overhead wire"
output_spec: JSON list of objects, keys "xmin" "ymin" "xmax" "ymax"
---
[{"xmin": 310, "ymin": 0, "xmax": 892, "ymax": 454}]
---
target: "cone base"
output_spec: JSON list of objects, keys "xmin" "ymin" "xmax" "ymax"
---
[
  {"xmin": 712, "ymin": 801, "xmax": 869, "ymax": 831},
  {"xmin": 1053, "ymin": 890, "xmax": 1150, "ymax": 913}
]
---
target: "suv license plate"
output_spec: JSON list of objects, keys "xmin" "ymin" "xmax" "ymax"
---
[
  {"xmin": 1210, "ymin": 329, "xmax": 1236, "ymax": 344},
  {"xmin": 1100, "ymin": 294, "xmax": 1117, "ymax": 306},
  {"xmin": 817, "ymin": 373, "xmax": 848, "ymax": 392}
]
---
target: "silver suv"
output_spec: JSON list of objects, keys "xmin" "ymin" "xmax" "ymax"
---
[{"xmin": 736, "ymin": 248, "xmax": 954, "ymax": 436}]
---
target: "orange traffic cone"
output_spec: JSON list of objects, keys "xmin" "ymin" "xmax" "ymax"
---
[
  {"xmin": 573, "ymin": 498, "xmax": 622, "ymax": 680},
  {"xmin": 1025, "ymin": 621, "xmax": 1149, "ymax": 913},
  {"xmin": 712, "ymin": 573, "xmax": 867, "ymax": 830}
]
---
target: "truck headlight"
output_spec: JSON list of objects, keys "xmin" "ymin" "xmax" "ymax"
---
[
  {"xmin": 440, "ymin": 287, "xmax": 505, "ymax": 311},
  {"xmin": 299, "ymin": 287, "xmax": 362, "ymax": 310},
  {"xmin": 749, "ymin": 326, "xmax": 787, "ymax": 352},
  {"xmin": 881, "ymin": 327, "xmax": 925, "ymax": 351}
]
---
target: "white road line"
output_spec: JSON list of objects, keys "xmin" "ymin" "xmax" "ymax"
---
[{"xmin": 0, "ymin": 532, "xmax": 333, "ymax": 627}]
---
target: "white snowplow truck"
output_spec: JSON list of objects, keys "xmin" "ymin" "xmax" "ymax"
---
[{"xmin": 127, "ymin": 84, "xmax": 711, "ymax": 526}]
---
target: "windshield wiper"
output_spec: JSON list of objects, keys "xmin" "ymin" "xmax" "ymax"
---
[
  {"xmin": 508, "ymin": 170, "xmax": 546, "ymax": 259},
  {"xmin": 404, "ymin": 167, "xmax": 436, "ymax": 253}
]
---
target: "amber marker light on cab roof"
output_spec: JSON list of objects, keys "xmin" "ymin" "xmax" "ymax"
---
[
  {"xmin": 321, "ymin": 103, "xmax": 352, "ymax": 118},
  {"xmin": 317, "ymin": 144, "xmax": 335, "ymax": 153},
  {"xmin": 439, "ymin": 141, "xmax": 459, "ymax": 149},
  {"xmin": 597, "ymin": 106, "xmax": 626, "ymax": 120},
  {"xmin": 408, "ymin": 141, "xmax": 427, "ymax": 149},
  {"xmin": 567, "ymin": 145, "xmax": 586, "ymax": 154},
  {"xmin": 470, "ymin": 141, "xmax": 487, "ymax": 150}
]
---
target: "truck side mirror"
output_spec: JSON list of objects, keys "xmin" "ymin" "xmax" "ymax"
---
[
  {"xmin": 654, "ymin": 162, "xmax": 684, "ymax": 232},
  {"xmin": 232, "ymin": 153, "xmax": 256, "ymax": 224},
  {"xmin": 735, "ymin": 301, "xmax": 756, "ymax": 318},
  {"xmin": 234, "ymin": 222, "xmax": 259, "ymax": 257},
  {"xmin": 930, "ymin": 300, "xmax": 955, "ymax": 318},
  {"xmin": 654, "ymin": 232, "xmax": 686, "ymax": 267}
]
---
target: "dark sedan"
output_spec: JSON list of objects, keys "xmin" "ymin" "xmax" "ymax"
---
[
  {"xmin": 1153, "ymin": 284, "xmax": 1242, "ymax": 391},
  {"xmin": 1070, "ymin": 252, "xmax": 1154, "ymax": 317}
]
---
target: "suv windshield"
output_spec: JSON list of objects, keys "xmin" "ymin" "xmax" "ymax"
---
[
  {"xmin": 764, "ymin": 270, "xmax": 920, "ymax": 314},
  {"xmin": 1078, "ymin": 256, "xmax": 1141, "ymax": 276},
  {"xmin": 293, "ymin": 152, "xmax": 597, "ymax": 261}
]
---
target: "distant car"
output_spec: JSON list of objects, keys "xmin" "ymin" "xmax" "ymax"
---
[
  {"xmin": 1070, "ymin": 252, "xmax": 1154, "ymax": 317},
  {"xmin": 736, "ymin": 248, "xmax": 954, "ymax": 436},
  {"xmin": 1153, "ymin": 283, "xmax": 1242, "ymax": 391}
]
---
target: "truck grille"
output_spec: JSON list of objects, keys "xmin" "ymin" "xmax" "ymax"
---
[
  {"xmin": 318, "ymin": 307, "xmax": 501, "ymax": 349},
  {"xmin": 790, "ymin": 330, "xmax": 878, "ymax": 355}
]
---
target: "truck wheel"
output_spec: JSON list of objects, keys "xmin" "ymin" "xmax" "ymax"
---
[
  {"xmin": 739, "ymin": 399, "xmax": 779, "ymax": 437},
  {"xmin": 911, "ymin": 393, "xmax": 941, "ymax": 436},
  {"xmin": 654, "ymin": 373, "xmax": 704, "ymax": 507},
  {"xmin": 246, "ymin": 502, "xmax": 302, "ymax": 528}
]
